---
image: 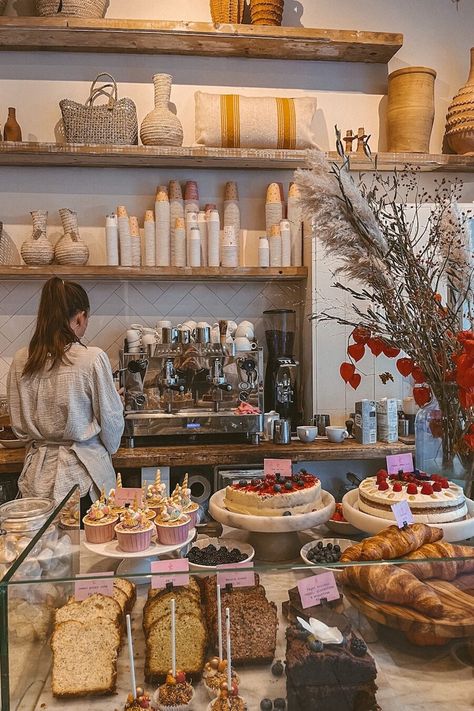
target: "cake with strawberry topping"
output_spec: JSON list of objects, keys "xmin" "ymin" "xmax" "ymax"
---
[
  {"xmin": 358, "ymin": 469, "xmax": 467, "ymax": 523},
  {"xmin": 224, "ymin": 471, "xmax": 321, "ymax": 516}
]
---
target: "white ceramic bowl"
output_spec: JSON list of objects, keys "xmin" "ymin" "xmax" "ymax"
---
[
  {"xmin": 300, "ymin": 537, "xmax": 357, "ymax": 576},
  {"xmin": 184, "ymin": 537, "xmax": 255, "ymax": 570}
]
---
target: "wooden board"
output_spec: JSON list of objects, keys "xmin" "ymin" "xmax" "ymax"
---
[
  {"xmin": 1, "ymin": 143, "xmax": 474, "ymax": 173},
  {"xmin": 0, "ymin": 18, "xmax": 403, "ymax": 63},
  {"xmin": 344, "ymin": 573, "xmax": 474, "ymax": 645}
]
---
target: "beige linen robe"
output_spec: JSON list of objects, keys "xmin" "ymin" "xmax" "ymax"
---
[{"xmin": 7, "ymin": 344, "xmax": 124, "ymax": 503}]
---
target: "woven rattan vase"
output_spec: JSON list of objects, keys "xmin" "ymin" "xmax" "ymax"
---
[
  {"xmin": 140, "ymin": 74, "xmax": 183, "ymax": 147},
  {"xmin": 210, "ymin": 0, "xmax": 244, "ymax": 23},
  {"xmin": 445, "ymin": 47, "xmax": 474, "ymax": 155},
  {"xmin": 55, "ymin": 208, "xmax": 89, "ymax": 265},
  {"xmin": 21, "ymin": 211, "xmax": 54, "ymax": 266},
  {"xmin": 36, "ymin": 0, "xmax": 107, "ymax": 18},
  {"xmin": 250, "ymin": 0, "xmax": 284, "ymax": 25}
]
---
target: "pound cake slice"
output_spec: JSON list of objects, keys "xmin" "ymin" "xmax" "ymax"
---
[
  {"xmin": 51, "ymin": 618, "xmax": 120, "ymax": 697},
  {"xmin": 143, "ymin": 587, "xmax": 202, "ymax": 633},
  {"xmin": 114, "ymin": 578, "xmax": 137, "ymax": 612},
  {"xmin": 55, "ymin": 593, "xmax": 122, "ymax": 632},
  {"xmin": 145, "ymin": 611, "xmax": 207, "ymax": 682}
]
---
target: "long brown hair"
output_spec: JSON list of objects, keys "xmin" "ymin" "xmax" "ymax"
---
[{"xmin": 23, "ymin": 277, "xmax": 90, "ymax": 377}]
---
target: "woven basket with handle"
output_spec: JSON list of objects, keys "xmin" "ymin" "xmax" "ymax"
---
[
  {"xmin": 36, "ymin": 0, "xmax": 107, "ymax": 17},
  {"xmin": 210, "ymin": 0, "xmax": 245, "ymax": 23}
]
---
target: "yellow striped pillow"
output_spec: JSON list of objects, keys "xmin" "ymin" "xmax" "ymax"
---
[{"xmin": 195, "ymin": 91, "xmax": 318, "ymax": 150}]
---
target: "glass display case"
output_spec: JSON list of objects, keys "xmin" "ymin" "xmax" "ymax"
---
[{"xmin": 0, "ymin": 487, "xmax": 473, "ymax": 711}]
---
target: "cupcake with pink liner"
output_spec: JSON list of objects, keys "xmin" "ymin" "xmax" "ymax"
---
[
  {"xmin": 146, "ymin": 468, "xmax": 167, "ymax": 516},
  {"xmin": 82, "ymin": 490, "xmax": 118, "ymax": 544},
  {"xmin": 171, "ymin": 474, "xmax": 199, "ymax": 528},
  {"xmin": 155, "ymin": 499, "xmax": 191, "ymax": 545},
  {"xmin": 115, "ymin": 506, "xmax": 154, "ymax": 552}
]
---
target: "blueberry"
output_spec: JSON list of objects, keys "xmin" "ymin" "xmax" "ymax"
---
[
  {"xmin": 271, "ymin": 660, "xmax": 284, "ymax": 677},
  {"xmin": 260, "ymin": 699, "xmax": 273, "ymax": 711},
  {"xmin": 309, "ymin": 639, "xmax": 324, "ymax": 653},
  {"xmin": 283, "ymin": 511, "xmax": 292, "ymax": 516},
  {"xmin": 273, "ymin": 698, "xmax": 286, "ymax": 709},
  {"xmin": 274, "ymin": 484, "xmax": 282, "ymax": 492},
  {"xmin": 284, "ymin": 481, "xmax": 293, "ymax": 490}
]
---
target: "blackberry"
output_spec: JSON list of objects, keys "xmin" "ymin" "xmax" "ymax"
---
[
  {"xmin": 260, "ymin": 700, "xmax": 273, "ymax": 711},
  {"xmin": 271, "ymin": 660, "xmax": 284, "ymax": 677},
  {"xmin": 273, "ymin": 698, "xmax": 286, "ymax": 709},
  {"xmin": 350, "ymin": 636, "xmax": 368, "ymax": 657},
  {"xmin": 317, "ymin": 541, "xmax": 324, "ymax": 550}
]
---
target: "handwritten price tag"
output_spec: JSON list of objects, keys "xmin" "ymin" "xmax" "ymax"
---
[
  {"xmin": 114, "ymin": 487, "xmax": 144, "ymax": 508},
  {"xmin": 386, "ymin": 453, "xmax": 414, "ymax": 476},
  {"xmin": 297, "ymin": 572, "xmax": 340, "ymax": 609},
  {"xmin": 391, "ymin": 500, "xmax": 414, "ymax": 529},
  {"xmin": 264, "ymin": 459, "xmax": 292, "ymax": 478},
  {"xmin": 75, "ymin": 572, "xmax": 114, "ymax": 601},
  {"xmin": 217, "ymin": 561, "xmax": 255, "ymax": 588},
  {"xmin": 151, "ymin": 559, "xmax": 190, "ymax": 589}
]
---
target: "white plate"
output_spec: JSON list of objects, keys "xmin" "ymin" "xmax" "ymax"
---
[
  {"xmin": 325, "ymin": 517, "xmax": 361, "ymax": 536},
  {"xmin": 0, "ymin": 439, "xmax": 25, "ymax": 449},
  {"xmin": 342, "ymin": 488, "xmax": 474, "ymax": 543},
  {"xmin": 300, "ymin": 537, "xmax": 357, "ymax": 575},
  {"xmin": 83, "ymin": 527, "xmax": 195, "ymax": 559},
  {"xmin": 209, "ymin": 488, "xmax": 335, "ymax": 533},
  {"xmin": 183, "ymin": 537, "xmax": 255, "ymax": 570}
]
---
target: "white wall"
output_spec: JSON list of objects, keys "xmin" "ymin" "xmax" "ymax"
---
[{"xmin": 1, "ymin": 0, "xmax": 473, "ymax": 419}]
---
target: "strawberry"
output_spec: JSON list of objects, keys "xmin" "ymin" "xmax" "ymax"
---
[
  {"xmin": 420, "ymin": 483, "xmax": 433, "ymax": 495},
  {"xmin": 378, "ymin": 481, "xmax": 389, "ymax": 491},
  {"xmin": 392, "ymin": 482, "xmax": 403, "ymax": 492},
  {"xmin": 441, "ymin": 479, "xmax": 449, "ymax": 489},
  {"xmin": 175, "ymin": 671, "xmax": 186, "ymax": 684},
  {"xmin": 376, "ymin": 469, "xmax": 388, "ymax": 478},
  {"xmin": 407, "ymin": 483, "xmax": 418, "ymax": 494},
  {"xmin": 432, "ymin": 482, "xmax": 442, "ymax": 492}
]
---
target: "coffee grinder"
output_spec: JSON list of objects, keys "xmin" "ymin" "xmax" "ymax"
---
[{"xmin": 263, "ymin": 309, "xmax": 299, "ymax": 429}]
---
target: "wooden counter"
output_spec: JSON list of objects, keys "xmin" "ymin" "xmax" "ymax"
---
[{"xmin": 0, "ymin": 439, "xmax": 414, "ymax": 475}]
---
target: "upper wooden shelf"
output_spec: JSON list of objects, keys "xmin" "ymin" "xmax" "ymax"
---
[
  {"xmin": 0, "ymin": 265, "xmax": 308, "ymax": 282},
  {"xmin": 0, "ymin": 142, "xmax": 472, "ymax": 172},
  {"xmin": 0, "ymin": 17, "xmax": 403, "ymax": 63}
]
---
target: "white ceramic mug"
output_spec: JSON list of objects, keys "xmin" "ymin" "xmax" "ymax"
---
[
  {"xmin": 142, "ymin": 332, "xmax": 156, "ymax": 347},
  {"xmin": 126, "ymin": 328, "xmax": 141, "ymax": 349},
  {"xmin": 326, "ymin": 426, "xmax": 349, "ymax": 443},
  {"xmin": 197, "ymin": 321, "xmax": 211, "ymax": 329},
  {"xmin": 297, "ymin": 426, "xmax": 318, "ymax": 443},
  {"xmin": 227, "ymin": 320, "xmax": 238, "ymax": 336},
  {"xmin": 234, "ymin": 336, "xmax": 252, "ymax": 351},
  {"xmin": 156, "ymin": 320, "xmax": 172, "ymax": 330},
  {"xmin": 235, "ymin": 320, "xmax": 255, "ymax": 339}
]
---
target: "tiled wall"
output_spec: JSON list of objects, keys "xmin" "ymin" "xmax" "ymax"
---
[{"xmin": 0, "ymin": 279, "xmax": 304, "ymax": 393}]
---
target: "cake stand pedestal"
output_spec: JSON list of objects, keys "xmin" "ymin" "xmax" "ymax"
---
[
  {"xmin": 209, "ymin": 489, "xmax": 335, "ymax": 562},
  {"xmin": 83, "ymin": 528, "xmax": 195, "ymax": 582},
  {"xmin": 342, "ymin": 489, "xmax": 474, "ymax": 543}
]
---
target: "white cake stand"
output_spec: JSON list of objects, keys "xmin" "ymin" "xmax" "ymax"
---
[
  {"xmin": 83, "ymin": 528, "xmax": 195, "ymax": 582},
  {"xmin": 342, "ymin": 489, "xmax": 474, "ymax": 543},
  {"xmin": 209, "ymin": 489, "xmax": 335, "ymax": 561}
]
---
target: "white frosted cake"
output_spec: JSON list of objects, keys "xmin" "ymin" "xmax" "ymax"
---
[
  {"xmin": 358, "ymin": 470, "xmax": 467, "ymax": 524},
  {"xmin": 224, "ymin": 472, "xmax": 321, "ymax": 517}
]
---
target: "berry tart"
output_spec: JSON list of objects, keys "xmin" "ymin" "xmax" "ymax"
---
[
  {"xmin": 153, "ymin": 669, "xmax": 194, "ymax": 711},
  {"xmin": 224, "ymin": 471, "xmax": 321, "ymax": 516},
  {"xmin": 82, "ymin": 493, "xmax": 118, "ymax": 544}
]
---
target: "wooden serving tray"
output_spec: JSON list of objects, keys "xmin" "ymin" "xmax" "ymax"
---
[{"xmin": 344, "ymin": 572, "xmax": 474, "ymax": 646}]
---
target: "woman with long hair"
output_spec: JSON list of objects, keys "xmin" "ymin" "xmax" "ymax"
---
[{"xmin": 7, "ymin": 277, "xmax": 124, "ymax": 509}]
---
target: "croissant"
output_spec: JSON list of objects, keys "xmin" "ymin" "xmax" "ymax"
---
[
  {"xmin": 401, "ymin": 542, "xmax": 474, "ymax": 581},
  {"xmin": 340, "ymin": 523, "xmax": 443, "ymax": 563},
  {"xmin": 341, "ymin": 564, "xmax": 444, "ymax": 618}
]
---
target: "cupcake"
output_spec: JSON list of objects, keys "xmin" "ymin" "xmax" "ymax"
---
[
  {"xmin": 108, "ymin": 472, "xmax": 126, "ymax": 518},
  {"xmin": 125, "ymin": 688, "xmax": 151, "ymax": 710},
  {"xmin": 115, "ymin": 508, "xmax": 154, "ymax": 552},
  {"xmin": 155, "ymin": 500, "xmax": 191, "ymax": 546},
  {"xmin": 82, "ymin": 493, "xmax": 118, "ymax": 544},
  {"xmin": 203, "ymin": 658, "xmax": 240, "ymax": 700},
  {"xmin": 146, "ymin": 469, "xmax": 167, "ymax": 515},
  {"xmin": 153, "ymin": 670, "xmax": 194, "ymax": 711},
  {"xmin": 207, "ymin": 683, "xmax": 245, "ymax": 711},
  {"xmin": 171, "ymin": 474, "xmax": 199, "ymax": 528}
]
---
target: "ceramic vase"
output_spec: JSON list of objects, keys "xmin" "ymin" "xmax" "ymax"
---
[
  {"xmin": 140, "ymin": 74, "xmax": 183, "ymax": 147},
  {"xmin": 21, "ymin": 211, "xmax": 54, "ymax": 266},
  {"xmin": 445, "ymin": 47, "xmax": 474, "ymax": 155},
  {"xmin": 3, "ymin": 108, "xmax": 22, "ymax": 142},
  {"xmin": 387, "ymin": 66, "xmax": 436, "ymax": 153},
  {"xmin": 54, "ymin": 208, "xmax": 89, "ymax": 265}
]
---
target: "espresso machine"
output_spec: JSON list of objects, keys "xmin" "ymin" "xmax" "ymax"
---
[
  {"xmin": 120, "ymin": 324, "xmax": 264, "ymax": 447},
  {"xmin": 263, "ymin": 309, "xmax": 299, "ymax": 429}
]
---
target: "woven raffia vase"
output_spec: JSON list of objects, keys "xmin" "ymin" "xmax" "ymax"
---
[
  {"xmin": 36, "ymin": 0, "xmax": 107, "ymax": 17},
  {"xmin": 21, "ymin": 211, "xmax": 54, "ymax": 266},
  {"xmin": 387, "ymin": 66, "xmax": 436, "ymax": 153},
  {"xmin": 445, "ymin": 47, "xmax": 474, "ymax": 155},
  {"xmin": 140, "ymin": 74, "xmax": 183, "ymax": 147},
  {"xmin": 250, "ymin": 0, "xmax": 284, "ymax": 25},
  {"xmin": 209, "ymin": 0, "xmax": 244, "ymax": 23},
  {"xmin": 55, "ymin": 208, "xmax": 89, "ymax": 265}
]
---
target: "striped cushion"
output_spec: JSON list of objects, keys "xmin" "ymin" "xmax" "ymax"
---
[{"xmin": 195, "ymin": 91, "xmax": 318, "ymax": 150}]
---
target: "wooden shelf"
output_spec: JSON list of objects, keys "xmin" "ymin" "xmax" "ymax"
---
[
  {"xmin": 0, "ymin": 265, "xmax": 308, "ymax": 282},
  {"xmin": 0, "ymin": 142, "xmax": 473, "ymax": 172},
  {"xmin": 0, "ymin": 17, "xmax": 403, "ymax": 63}
]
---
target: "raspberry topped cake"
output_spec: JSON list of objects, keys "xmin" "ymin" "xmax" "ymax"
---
[
  {"xmin": 224, "ymin": 471, "xmax": 321, "ymax": 516},
  {"xmin": 358, "ymin": 469, "xmax": 467, "ymax": 523}
]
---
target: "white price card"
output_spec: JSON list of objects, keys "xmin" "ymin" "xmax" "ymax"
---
[{"xmin": 391, "ymin": 499, "xmax": 414, "ymax": 529}]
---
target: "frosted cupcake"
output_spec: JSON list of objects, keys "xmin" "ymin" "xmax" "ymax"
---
[
  {"xmin": 115, "ymin": 508, "xmax": 154, "ymax": 552},
  {"xmin": 172, "ymin": 474, "xmax": 199, "ymax": 528},
  {"xmin": 153, "ymin": 670, "xmax": 194, "ymax": 711},
  {"xmin": 203, "ymin": 658, "xmax": 240, "ymax": 700},
  {"xmin": 82, "ymin": 495, "xmax": 118, "ymax": 544},
  {"xmin": 155, "ymin": 500, "xmax": 191, "ymax": 546},
  {"xmin": 146, "ymin": 469, "xmax": 167, "ymax": 515}
]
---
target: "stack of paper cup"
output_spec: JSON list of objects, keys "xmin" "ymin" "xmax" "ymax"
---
[
  {"xmin": 221, "ymin": 225, "xmax": 239, "ymax": 267},
  {"xmin": 129, "ymin": 215, "xmax": 141, "ymax": 266},
  {"xmin": 169, "ymin": 180, "xmax": 184, "ymax": 266},
  {"xmin": 206, "ymin": 208, "xmax": 220, "ymax": 267},
  {"xmin": 269, "ymin": 224, "xmax": 282, "ymax": 266},
  {"xmin": 198, "ymin": 210, "xmax": 208, "ymax": 266},
  {"xmin": 144, "ymin": 210, "xmax": 155, "ymax": 267},
  {"xmin": 105, "ymin": 213, "xmax": 119, "ymax": 266},
  {"xmin": 189, "ymin": 224, "xmax": 201, "ymax": 267},
  {"xmin": 155, "ymin": 185, "xmax": 171, "ymax": 266},
  {"xmin": 224, "ymin": 181, "xmax": 240, "ymax": 257},
  {"xmin": 184, "ymin": 181, "xmax": 200, "ymax": 265},
  {"xmin": 288, "ymin": 182, "xmax": 303, "ymax": 267},
  {"xmin": 186, "ymin": 211, "xmax": 199, "ymax": 266},
  {"xmin": 265, "ymin": 182, "xmax": 284, "ymax": 236},
  {"xmin": 280, "ymin": 219, "xmax": 291, "ymax": 267},
  {"xmin": 117, "ymin": 205, "xmax": 132, "ymax": 267},
  {"xmin": 173, "ymin": 217, "xmax": 186, "ymax": 267},
  {"xmin": 258, "ymin": 235, "xmax": 270, "ymax": 267}
]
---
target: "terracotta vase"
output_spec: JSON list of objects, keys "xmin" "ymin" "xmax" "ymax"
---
[
  {"xmin": 21, "ymin": 211, "xmax": 54, "ymax": 266},
  {"xmin": 140, "ymin": 74, "xmax": 183, "ymax": 147},
  {"xmin": 387, "ymin": 66, "xmax": 436, "ymax": 153},
  {"xmin": 3, "ymin": 107, "xmax": 22, "ymax": 142},
  {"xmin": 445, "ymin": 47, "xmax": 474, "ymax": 155},
  {"xmin": 55, "ymin": 208, "xmax": 89, "ymax": 265}
]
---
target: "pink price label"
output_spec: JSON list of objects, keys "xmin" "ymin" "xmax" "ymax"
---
[
  {"xmin": 114, "ymin": 487, "xmax": 144, "ymax": 508},
  {"xmin": 151, "ymin": 559, "xmax": 190, "ymax": 590},
  {"xmin": 391, "ymin": 499, "xmax": 414, "ymax": 529},
  {"xmin": 217, "ymin": 561, "xmax": 255, "ymax": 589},
  {"xmin": 297, "ymin": 572, "xmax": 340, "ymax": 608},
  {"xmin": 264, "ymin": 459, "xmax": 292, "ymax": 478},
  {"xmin": 386, "ymin": 453, "xmax": 414, "ymax": 476},
  {"xmin": 75, "ymin": 572, "xmax": 114, "ymax": 601}
]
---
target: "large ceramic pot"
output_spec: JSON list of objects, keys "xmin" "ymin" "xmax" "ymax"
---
[
  {"xmin": 140, "ymin": 74, "xmax": 183, "ymax": 147},
  {"xmin": 387, "ymin": 66, "xmax": 436, "ymax": 153},
  {"xmin": 445, "ymin": 47, "xmax": 474, "ymax": 155}
]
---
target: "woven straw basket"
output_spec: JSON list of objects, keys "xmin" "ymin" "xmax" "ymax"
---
[
  {"xmin": 36, "ymin": 0, "xmax": 107, "ymax": 18},
  {"xmin": 0, "ymin": 223, "xmax": 21, "ymax": 266},
  {"xmin": 250, "ymin": 0, "xmax": 284, "ymax": 25},
  {"xmin": 210, "ymin": 0, "xmax": 245, "ymax": 23},
  {"xmin": 0, "ymin": 0, "xmax": 7, "ymax": 15}
]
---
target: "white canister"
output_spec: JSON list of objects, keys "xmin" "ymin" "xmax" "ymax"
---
[
  {"xmin": 105, "ymin": 213, "xmax": 119, "ymax": 266},
  {"xmin": 280, "ymin": 219, "xmax": 291, "ymax": 267},
  {"xmin": 189, "ymin": 225, "xmax": 201, "ymax": 267},
  {"xmin": 258, "ymin": 236, "xmax": 270, "ymax": 268}
]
